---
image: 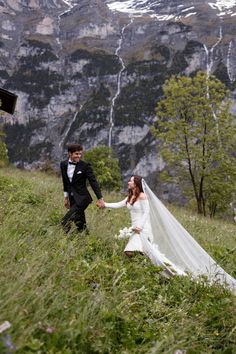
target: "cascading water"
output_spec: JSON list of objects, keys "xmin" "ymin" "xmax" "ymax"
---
[
  {"xmin": 203, "ymin": 26, "xmax": 223, "ymax": 145},
  {"xmin": 204, "ymin": 26, "xmax": 222, "ymax": 79},
  {"xmin": 56, "ymin": 0, "xmax": 76, "ymax": 49},
  {"xmin": 227, "ymin": 40, "xmax": 233, "ymax": 83},
  {"xmin": 59, "ymin": 108, "xmax": 81, "ymax": 150},
  {"xmin": 57, "ymin": 0, "xmax": 78, "ymax": 152},
  {"xmin": 108, "ymin": 17, "xmax": 134, "ymax": 147}
]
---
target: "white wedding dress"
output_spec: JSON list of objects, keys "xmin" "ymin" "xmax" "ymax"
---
[
  {"xmin": 105, "ymin": 198, "xmax": 186, "ymax": 276},
  {"xmin": 105, "ymin": 198, "xmax": 152, "ymax": 253},
  {"xmin": 105, "ymin": 180, "xmax": 236, "ymax": 294}
]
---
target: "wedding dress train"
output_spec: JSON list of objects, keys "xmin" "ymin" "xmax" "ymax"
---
[
  {"xmin": 142, "ymin": 180, "xmax": 236, "ymax": 294},
  {"xmin": 105, "ymin": 180, "xmax": 236, "ymax": 294},
  {"xmin": 105, "ymin": 198, "xmax": 186, "ymax": 276}
]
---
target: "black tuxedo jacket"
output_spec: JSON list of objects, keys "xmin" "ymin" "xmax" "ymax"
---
[{"xmin": 60, "ymin": 159, "xmax": 102, "ymax": 207}]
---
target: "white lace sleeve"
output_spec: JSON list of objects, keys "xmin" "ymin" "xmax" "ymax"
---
[
  {"xmin": 104, "ymin": 198, "xmax": 127, "ymax": 209},
  {"xmin": 135, "ymin": 199, "xmax": 150, "ymax": 229}
]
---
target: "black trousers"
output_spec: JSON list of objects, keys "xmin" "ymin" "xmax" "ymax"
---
[{"xmin": 61, "ymin": 196, "xmax": 90, "ymax": 233}]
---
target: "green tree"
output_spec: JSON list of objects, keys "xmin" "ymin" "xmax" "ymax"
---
[
  {"xmin": 0, "ymin": 101, "xmax": 9, "ymax": 167},
  {"xmin": 84, "ymin": 146, "xmax": 122, "ymax": 192},
  {"xmin": 151, "ymin": 71, "xmax": 236, "ymax": 217}
]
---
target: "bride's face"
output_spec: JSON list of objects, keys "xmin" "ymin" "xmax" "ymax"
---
[{"xmin": 128, "ymin": 176, "xmax": 135, "ymax": 190}]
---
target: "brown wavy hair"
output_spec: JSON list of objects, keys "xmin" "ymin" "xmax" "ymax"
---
[{"xmin": 127, "ymin": 175, "xmax": 144, "ymax": 205}]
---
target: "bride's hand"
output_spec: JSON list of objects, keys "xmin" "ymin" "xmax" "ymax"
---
[{"xmin": 132, "ymin": 227, "xmax": 141, "ymax": 234}]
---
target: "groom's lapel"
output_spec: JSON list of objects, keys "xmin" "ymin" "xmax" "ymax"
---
[{"xmin": 72, "ymin": 160, "xmax": 82, "ymax": 182}]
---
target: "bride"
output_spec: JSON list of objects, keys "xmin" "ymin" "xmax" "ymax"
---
[{"xmin": 102, "ymin": 175, "xmax": 236, "ymax": 294}]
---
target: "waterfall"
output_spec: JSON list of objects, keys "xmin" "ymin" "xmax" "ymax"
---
[
  {"xmin": 57, "ymin": 0, "xmax": 75, "ymax": 49},
  {"xmin": 203, "ymin": 27, "xmax": 223, "ymax": 146},
  {"xmin": 204, "ymin": 26, "xmax": 222, "ymax": 79},
  {"xmin": 227, "ymin": 40, "xmax": 233, "ymax": 83},
  {"xmin": 108, "ymin": 17, "xmax": 134, "ymax": 147},
  {"xmin": 59, "ymin": 110, "xmax": 79, "ymax": 150}
]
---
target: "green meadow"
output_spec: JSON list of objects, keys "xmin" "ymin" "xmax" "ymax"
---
[{"xmin": 0, "ymin": 167, "xmax": 235, "ymax": 353}]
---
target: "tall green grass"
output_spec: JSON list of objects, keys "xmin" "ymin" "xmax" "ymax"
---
[{"xmin": 0, "ymin": 167, "xmax": 235, "ymax": 353}]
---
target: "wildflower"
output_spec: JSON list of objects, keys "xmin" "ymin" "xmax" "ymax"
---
[
  {"xmin": 46, "ymin": 327, "xmax": 55, "ymax": 334},
  {"xmin": 2, "ymin": 334, "xmax": 16, "ymax": 352}
]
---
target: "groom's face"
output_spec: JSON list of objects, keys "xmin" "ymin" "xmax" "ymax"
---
[{"xmin": 69, "ymin": 150, "xmax": 83, "ymax": 163}]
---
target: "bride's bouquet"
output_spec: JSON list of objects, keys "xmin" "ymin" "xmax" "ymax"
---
[{"xmin": 115, "ymin": 226, "xmax": 133, "ymax": 239}]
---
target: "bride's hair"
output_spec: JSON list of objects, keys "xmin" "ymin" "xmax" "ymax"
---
[{"xmin": 127, "ymin": 175, "xmax": 144, "ymax": 205}]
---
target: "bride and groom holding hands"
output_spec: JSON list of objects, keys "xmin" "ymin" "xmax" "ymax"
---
[{"xmin": 60, "ymin": 143, "xmax": 236, "ymax": 294}]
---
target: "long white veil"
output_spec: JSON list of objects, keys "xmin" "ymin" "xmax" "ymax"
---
[{"xmin": 142, "ymin": 179, "xmax": 236, "ymax": 294}]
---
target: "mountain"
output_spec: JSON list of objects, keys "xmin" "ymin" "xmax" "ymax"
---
[{"xmin": 1, "ymin": 0, "xmax": 236, "ymax": 199}]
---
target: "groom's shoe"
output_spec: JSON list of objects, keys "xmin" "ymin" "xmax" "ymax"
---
[
  {"xmin": 61, "ymin": 222, "xmax": 71, "ymax": 234},
  {"xmin": 76, "ymin": 225, "xmax": 89, "ymax": 235}
]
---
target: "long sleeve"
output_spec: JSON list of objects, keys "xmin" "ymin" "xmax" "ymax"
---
[
  {"xmin": 104, "ymin": 199, "xmax": 127, "ymax": 209},
  {"xmin": 86, "ymin": 163, "xmax": 103, "ymax": 200},
  {"xmin": 60, "ymin": 161, "xmax": 69, "ymax": 195},
  {"xmin": 134, "ymin": 199, "xmax": 150, "ymax": 229}
]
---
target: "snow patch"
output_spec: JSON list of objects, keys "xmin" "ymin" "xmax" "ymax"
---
[
  {"xmin": 184, "ymin": 12, "xmax": 197, "ymax": 18},
  {"xmin": 208, "ymin": 0, "xmax": 236, "ymax": 17},
  {"xmin": 107, "ymin": 0, "xmax": 158, "ymax": 16},
  {"xmin": 107, "ymin": 0, "xmax": 236, "ymax": 19}
]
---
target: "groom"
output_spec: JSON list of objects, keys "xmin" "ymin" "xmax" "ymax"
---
[{"xmin": 60, "ymin": 143, "xmax": 104, "ymax": 233}]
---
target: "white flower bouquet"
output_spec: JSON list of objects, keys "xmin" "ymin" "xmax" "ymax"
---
[{"xmin": 115, "ymin": 226, "xmax": 133, "ymax": 239}]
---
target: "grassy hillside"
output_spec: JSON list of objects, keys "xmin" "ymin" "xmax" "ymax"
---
[{"xmin": 0, "ymin": 167, "xmax": 235, "ymax": 354}]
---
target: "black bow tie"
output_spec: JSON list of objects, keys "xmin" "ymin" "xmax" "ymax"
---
[{"xmin": 69, "ymin": 161, "xmax": 77, "ymax": 166}]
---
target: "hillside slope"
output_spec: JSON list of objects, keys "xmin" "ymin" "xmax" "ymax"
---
[{"xmin": 0, "ymin": 167, "xmax": 235, "ymax": 353}]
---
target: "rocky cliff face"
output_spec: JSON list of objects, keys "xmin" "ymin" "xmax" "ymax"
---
[{"xmin": 1, "ymin": 0, "xmax": 236, "ymax": 199}]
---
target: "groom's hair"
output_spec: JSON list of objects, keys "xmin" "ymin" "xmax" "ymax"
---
[{"xmin": 67, "ymin": 143, "xmax": 83, "ymax": 153}]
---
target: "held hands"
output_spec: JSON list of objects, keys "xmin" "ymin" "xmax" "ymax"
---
[{"xmin": 97, "ymin": 199, "xmax": 105, "ymax": 209}]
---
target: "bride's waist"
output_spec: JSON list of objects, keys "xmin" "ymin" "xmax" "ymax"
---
[{"xmin": 131, "ymin": 220, "xmax": 151, "ymax": 229}]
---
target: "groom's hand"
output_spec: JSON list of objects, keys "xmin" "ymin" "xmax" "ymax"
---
[
  {"xmin": 64, "ymin": 197, "xmax": 70, "ymax": 209},
  {"xmin": 97, "ymin": 199, "xmax": 105, "ymax": 209}
]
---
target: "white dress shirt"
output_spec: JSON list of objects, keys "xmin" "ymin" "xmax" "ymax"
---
[{"xmin": 64, "ymin": 160, "xmax": 76, "ymax": 198}]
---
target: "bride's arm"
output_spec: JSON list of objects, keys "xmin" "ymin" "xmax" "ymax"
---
[
  {"xmin": 104, "ymin": 198, "xmax": 127, "ymax": 209},
  {"xmin": 134, "ymin": 199, "xmax": 150, "ymax": 230}
]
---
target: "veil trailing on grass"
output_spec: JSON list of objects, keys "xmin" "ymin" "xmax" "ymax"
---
[{"xmin": 142, "ymin": 179, "xmax": 236, "ymax": 294}]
